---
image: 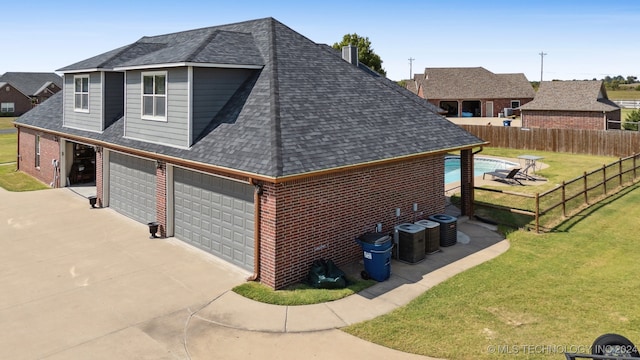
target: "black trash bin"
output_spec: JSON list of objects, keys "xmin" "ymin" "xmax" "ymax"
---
[
  {"xmin": 427, "ymin": 214, "xmax": 458, "ymax": 247},
  {"xmin": 356, "ymin": 233, "xmax": 393, "ymax": 281}
]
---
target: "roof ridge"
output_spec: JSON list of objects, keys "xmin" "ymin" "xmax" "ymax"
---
[
  {"xmin": 267, "ymin": 18, "xmax": 283, "ymax": 177},
  {"xmin": 185, "ymin": 29, "xmax": 220, "ymax": 62}
]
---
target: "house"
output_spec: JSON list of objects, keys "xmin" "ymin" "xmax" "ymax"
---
[
  {"xmin": 14, "ymin": 18, "xmax": 486, "ymax": 289},
  {"xmin": 406, "ymin": 67, "xmax": 535, "ymax": 118},
  {"xmin": 0, "ymin": 72, "xmax": 62, "ymax": 116},
  {"xmin": 519, "ymin": 80, "xmax": 621, "ymax": 130}
]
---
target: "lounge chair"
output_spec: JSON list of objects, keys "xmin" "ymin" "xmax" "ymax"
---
[
  {"xmin": 491, "ymin": 168, "xmax": 547, "ymax": 181},
  {"xmin": 483, "ymin": 168, "xmax": 524, "ymax": 185}
]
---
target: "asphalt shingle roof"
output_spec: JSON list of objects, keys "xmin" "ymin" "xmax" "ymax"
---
[
  {"xmin": 0, "ymin": 72, "xmax": 62, "ymax": 96},
  {"xmin": 17, "ymin": 17, "xmax": 485, "ymax": 179},
  {"xmin": 415, "ymin": 67, "xmax": 534, "ymax": 99},
  {"xmin": 519, "ymin": 80, "xmax": 620, "ymax": 112}
]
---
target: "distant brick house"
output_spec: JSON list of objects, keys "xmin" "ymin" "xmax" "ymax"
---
[
  {"xmin": 15, "ymin": 18, "xmax": 486, "ymax": 289},
  {"xmin": 406, "ymin": 67, "xmax": 535, "ymax": 118},
  {"xmin": 0, "ymin": 72, "xmax": 62, "ymax": 116},
  {"xmin": 519, "ymin": 80, "xmax": 621, "ymax": 130}
]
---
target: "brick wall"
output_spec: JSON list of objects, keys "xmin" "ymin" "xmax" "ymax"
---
[
  {"xmin": 18, "ymin": 128, "xmax": 59, "ymax": 186},
  {"xmin": 260, "ymin": 155, "xmax": 446, "ymax": 289},
  {"xmin": 522, "ymin": 110, "xmax": 611, "ymax": 130},
  {"xmin": 0, "ymin": 84, "xmax": 31, "ymax": 116},
  {"xmin": 155, "ymin": 163, "xmax": 167, "ymax": 237}
]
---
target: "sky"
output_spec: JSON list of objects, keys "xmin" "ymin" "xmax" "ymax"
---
[{"xmin": 2, "ymin": 0, "xmax": 639, "ymax": 82}]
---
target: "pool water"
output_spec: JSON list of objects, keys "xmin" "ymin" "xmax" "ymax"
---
[{"xmin": 445, "ymin": 156, "xmax": 518, "ymax": 185}]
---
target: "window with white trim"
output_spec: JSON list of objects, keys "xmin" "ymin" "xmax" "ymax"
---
[
  {"xmin": 74, "ymin": 75, "xmax": 89, "ymax": 111},
  {"xmin": 511, "ymin": 100, "xmax": 521, "ymax": 109},
  {"xmin": 35, "ymin": 135, "xmax": 41, "ymax": 168},
  {"xmin": 142, "ymin": 72, "xmax": 167, "ymax": 120},
  {"xmin": 1, "ymin": 102, "xmax": 14, "ymax": 113}
]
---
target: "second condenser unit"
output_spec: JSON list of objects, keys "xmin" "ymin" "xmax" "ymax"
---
[
  {"xmin": 415, "ymin": 219, "xmax": 441, "ymax": 254},
  {"xmin": 394, "ymin": 223, "xmax": 426, "ymax": 264},
  {"xmin": 428, "ymin": 214, "xmax": 458, "ymax": 247}
]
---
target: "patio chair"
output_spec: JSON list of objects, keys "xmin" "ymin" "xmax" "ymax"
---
[
  {"xmin": 483, "ymin": 168, "xmax": 524, "ymax": 185},
  {"xmin": 490, "ymin": 168, "xmax": 547, "ymax": 181}
]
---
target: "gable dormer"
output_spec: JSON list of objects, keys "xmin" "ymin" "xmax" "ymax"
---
[{"xmin": 60, "ymin": 71, "xmax": 124, "ymax": 133}]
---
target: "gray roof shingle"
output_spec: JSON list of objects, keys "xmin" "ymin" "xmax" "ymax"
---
[
  {"xmin": 0, "ymin": 72, "xmax": 62, "ymax": 96},
  {"xmin": 519, "ymin": 80, "xmax": 620, "ymax": 112},
  {"xmin": 17, "ymin": 17, "xmax": 485, "ymax": 179},
  {"xmin": 417, "ymin": 67, "xmax": 534, "ymax": 99}
]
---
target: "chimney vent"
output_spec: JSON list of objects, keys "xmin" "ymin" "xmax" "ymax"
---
[{"xmin": 341, "ymin": 45, "xmax": 358, "ymax": 66}]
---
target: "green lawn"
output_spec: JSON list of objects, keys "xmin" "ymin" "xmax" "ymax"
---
[
  {"xmin": 607, "ymin": 90, "xmax": 640, "ymax": 100},
  {"xmin": 345, "ymin": 183, "xmax": 640, "ymax": 359},
  {"xmin": 0, "ymin": 164, "xmax": 49, "ymax": 191},
  {"xmin": 0, "ymin": 117, "xmax": 16, "ymax": 130},
  {"xmin": 0, "ymin": 133, "xmax": 17, "ymax": 164}
]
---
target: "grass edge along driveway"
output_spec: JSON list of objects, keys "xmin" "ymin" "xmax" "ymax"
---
[{"xmin": 344, "ymin": 183, "xmax": 640, "ymax": 360}]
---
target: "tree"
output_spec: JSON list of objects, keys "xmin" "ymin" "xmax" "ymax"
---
[
  {"xmin": 623, "ymin": 109, "xmax": 640, "ymax": 131},
  {"xmin": 332, "ymin": 34, "xmax": 386, "ymax": 76}
]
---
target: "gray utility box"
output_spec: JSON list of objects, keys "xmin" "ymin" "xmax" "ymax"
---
[
  {"xmin": 394, "ymin": 223, "xmax": 426, "ymax": 264},
  {"xmin": 415, "ymin": 220, "xmax": 440, "ymax": 254},
  {"xmin": 427, "ymin": 214, "xmax": 458, "ymax": 247}
]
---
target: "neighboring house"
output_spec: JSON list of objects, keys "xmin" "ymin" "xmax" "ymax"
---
[
  {"xmin": 0, "ymin": 72, "xmax": 62, "ymax": 116},
  {"xmin": 519, "ymin": 80, "xmax": 621, "ymax": 130},
  {"xmin": 406, "ymin": 67, "xmax": 535, "ymax": 118},
  {"xmin": 14, "ymin": 18, "xmax": 486, "ymax": 289}
]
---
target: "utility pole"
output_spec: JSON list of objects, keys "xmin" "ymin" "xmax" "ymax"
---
[
  {"xmin": 539, "ymin": 51, "xmax": 547, "ymax": 82},
  {"xmin": 408, "ymin": 57, "xmax": 415, "ymax": 79}
]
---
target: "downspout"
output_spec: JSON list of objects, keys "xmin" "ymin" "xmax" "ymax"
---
[
  {"xmin": 15, "ymin": 125, "xmax": 20, "ymax": 170},
  {"xmin": 248, "ymin": 179, "xmax": 262, "ymax": 281}
]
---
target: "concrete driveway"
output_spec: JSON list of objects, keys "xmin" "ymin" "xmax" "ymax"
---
[{"xmin": 0, "ymin": 188, "xmax": 434, "ymax": 360}]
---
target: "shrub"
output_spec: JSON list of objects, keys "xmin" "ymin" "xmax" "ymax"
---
[{"xmin": 623, "ymin": 109, "xmax": 640, "ymax": 131}]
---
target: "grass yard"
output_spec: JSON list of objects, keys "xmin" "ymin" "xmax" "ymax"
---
[
  {"xmin": 0, "ymin": 164, "xmax": 49, "ymax": 191},
  {"xmin": 0, "ymin": 117, "xmax": 16, "ymax": 130},
  {"xmin": 607, "ymin": 90, "xmax": 640, "ymax": 100},
  {"xmin": 345, "ymin": 183, "xmax": 640, "ymax": 359},
  {"xmin": 0, "ymin": 133, "xmax": 17, "ymax": 164}
]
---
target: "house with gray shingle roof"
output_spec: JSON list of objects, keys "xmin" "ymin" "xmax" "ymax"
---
[
  {"xmin": 14, "ymin": 17, "xmax": 486, "ymax": 289},
  {"xmin": 406, "ymin": 67, "xmax": 534, "ymax": 118},
  {"xmin": 0, "ymin": 72, "xmax": 62, "ymax": 116},
  {"xmin": 519, "ymin": 80, "xmax": 621, "ymax": 130}
]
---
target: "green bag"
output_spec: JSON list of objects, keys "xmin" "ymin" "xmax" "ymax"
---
[{"xmin": 307, "ymin": 259, "xmax": 347, "ymax": 289}]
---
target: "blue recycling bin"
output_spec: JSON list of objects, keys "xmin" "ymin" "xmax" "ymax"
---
[
  {"xmin": 503, "ymin": 119, "xmax": 512, "ymax": 126},
  {"xmin": 356, "ymin": 233, "xmax": 393, "ymax": 281}
]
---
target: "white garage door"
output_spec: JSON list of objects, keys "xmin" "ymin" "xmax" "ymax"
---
[
  {"xmin": 109, "ymin": 152, "xmax": 157, "ymax": 224},
  {"xmin": 174, "ymin": 168, "xmax": 254, "ymax": 271}
]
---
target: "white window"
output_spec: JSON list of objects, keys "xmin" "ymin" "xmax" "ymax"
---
[
  {"xmin": 35, "ymin": 135, "xmax": 41, "ymax": 168},
  {"xmin": 142, "ymin": 72, "xmax": 167, "ymax": 120},
  {"xmin": 511, "ymin": 100, "xmax": 521, "ymax": 109},
  {"xmin": 1, "ymin": 102, "xmax": 14, "ymax": 113},
  {"xmin": 74, "ymin": 75, "xmax": 89, "ymax": 112}
]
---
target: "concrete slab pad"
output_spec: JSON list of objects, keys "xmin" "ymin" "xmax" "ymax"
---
[
  {"xmin": 285, "ymin": 303, "xmax": 347, "ymax": 332},
  {"xmin": 195, "ymin": 291, "xmax": 286, "ymax": 332}
]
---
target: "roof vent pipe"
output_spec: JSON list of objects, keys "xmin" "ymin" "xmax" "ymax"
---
[{"xmin": 341, "ymin": 45, "xmax": 358, "ymax": 66}]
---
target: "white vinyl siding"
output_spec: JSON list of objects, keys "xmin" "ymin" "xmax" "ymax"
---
[
  {"xmin": 74, "ymin": 75, "xmax": 89, "ymax": 112},
  {"xmin": 142, "ymin": 72, "xmax": 167, "ymax": 121}
]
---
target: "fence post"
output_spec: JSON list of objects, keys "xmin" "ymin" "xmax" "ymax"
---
[
  {"xmin": 561, "ymin": 181, "xmax": 566, "ymax": 217},
  {"xmin": 619, "ymin": 158, "xmax": 623, "ymax": 187},
  {"xmin": 602, "ymin": 165, "xmax": 607, "ymax": 196},
  {"xmin": 535, "ymin": 192, "xmax": 540, "ymax": 234},
  {"xmin": 635, "ymin": 154, "xmax": 638, "ymax": 180},
  {"xmin": 583, "ymin": 171, "xmax": 588, "ymax": 205}
]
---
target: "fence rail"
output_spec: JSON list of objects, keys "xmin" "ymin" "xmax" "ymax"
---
[
  {"xmin": 612, "ymin": 100, "xmax": 640, "ymax": 108},
  {"xmin": 474, "ymin": 153, "xmax": 640, "ymax": 232}
]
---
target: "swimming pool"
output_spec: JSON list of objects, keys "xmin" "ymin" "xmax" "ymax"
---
[{"xmin": 445, "ymin": 156, "xmax": 518, "ymax": 185}]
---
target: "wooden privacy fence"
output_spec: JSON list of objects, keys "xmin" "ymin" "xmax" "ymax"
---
[
  {"xmin": 474, "ymin": 153, "xmax": 640, "ymax": 232},
  {"xmin": 460, "ymin": 125, "xmax": 640, "ymax": 158}
]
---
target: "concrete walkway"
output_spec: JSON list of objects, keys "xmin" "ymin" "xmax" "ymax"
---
[{"xmin": 0, "ymin": 187, "xmax": 508, "ymax": 359}]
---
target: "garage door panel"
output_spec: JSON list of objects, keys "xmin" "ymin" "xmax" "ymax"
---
[
  {"xmin": 174, "ymin": 168, "xmax": 254, "ymax": 271},
  {"xmin": 109, "ymin": 153, "xmax": 156, "ymax": 224}
]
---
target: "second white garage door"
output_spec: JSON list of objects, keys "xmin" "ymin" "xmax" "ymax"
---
[{"xmin": 174, "ymin": 168, "xmax": 254, "ymax": 271}]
